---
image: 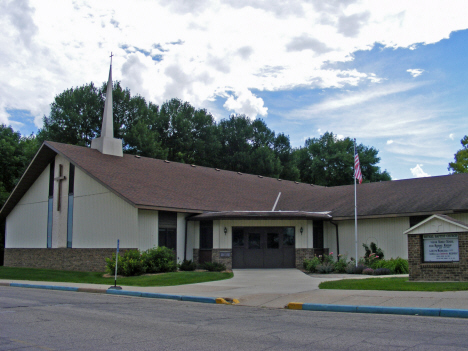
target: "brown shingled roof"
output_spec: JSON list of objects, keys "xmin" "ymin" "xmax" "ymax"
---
[{"xmin": 2, "ymin": 141, "xmax": 468, "ymax": 220}]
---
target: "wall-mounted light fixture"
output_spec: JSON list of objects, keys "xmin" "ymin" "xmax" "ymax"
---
[
  {"xmin": 300, "ymin": 227, "xmax": 303, "ymax": 235},
  {"xmin": 224, "ymin": 227, "xmax": 227, "ymax": 235}
]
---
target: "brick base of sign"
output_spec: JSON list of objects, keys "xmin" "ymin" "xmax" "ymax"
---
[
  {"xmin": 408, "ymin": 233, "xmax": 468, "ymax": 281},
  {"xmin": 295, "ymin": 248, "xmax": 329, "ymax": 269},
  {"xmin": 4, "ymin": 248, "xmax": 135, "ymax": 272}
]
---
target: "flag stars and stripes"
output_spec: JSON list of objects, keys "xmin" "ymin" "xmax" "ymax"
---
[{"xmin": 354, "ymin": 150, "xmax": 363, "ymax": 184}]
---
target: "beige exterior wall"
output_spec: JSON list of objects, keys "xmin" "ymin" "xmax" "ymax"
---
[
  {"xmin": 138, "ymin": 209, "xmax": 158, "ymax": 251},
  {"xmin": 185, "ymin": 221, "xmax": 195, "ymax": 261},
  {"xmin": 176, "ymin": 213, "xmax": 189, "ymax": 262},
  {"xmin": 6, "ymin": 165, "xmax": 50, "ymax": 248},
  {"xmin": 72, "ymin": 167, "xmax": 138, "ymax": 248},
  {"xmin": 449, "ymin": 213, "xmax": 468, "ymax": 224},
  {"xmin": 324, "ymin": 217, "xmax": 410, "ymax": 260}
]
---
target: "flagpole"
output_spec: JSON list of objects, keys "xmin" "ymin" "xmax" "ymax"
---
[{"xmin": 354, "ymin": 139, "xmax": 358, "ymax": 267}]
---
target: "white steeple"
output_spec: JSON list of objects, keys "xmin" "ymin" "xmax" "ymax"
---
[{"xmin": 91, "ymin": 53, "xmax": 123, "ymax": 157}]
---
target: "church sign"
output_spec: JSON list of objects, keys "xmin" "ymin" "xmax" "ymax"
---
[{"xmin": 423, "ymin": 234, "xmax": 459, "ymax": 262}]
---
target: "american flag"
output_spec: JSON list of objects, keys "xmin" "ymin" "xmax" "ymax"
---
[{"xmin": 354, "ymin": 150, "xmax": 363, "ymax": 184}]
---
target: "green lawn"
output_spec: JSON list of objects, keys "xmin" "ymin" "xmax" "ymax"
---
[
  {"xmin": 319, "ymin": 277, "xmax": 468, "ymax": 292},
  {"xmin": 0, "ymin": 267, "xmax": 233, "ymax": 287}
]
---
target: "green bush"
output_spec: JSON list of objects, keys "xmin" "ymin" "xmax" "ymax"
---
[
  {"xmin": 363, "ymin": 242, "xmax": 384, "ymax": 267},
  {"xmin": 142, "ymin": 247, "xmax": 177, "ymax": 273},
  {"xmin": 105, "ymin": 249, "xmax": 144, "ymax": 276},
  {"xmin": 178, "ymin": 259, "xmax": 197, "ymax": 271},
  {"xmin": 303, "ymin": 256, "xmax": 322, "ymax": 273},
  {"xmin": 389, "ymin": 257, "xmax": 409, "ymax": 274},
  {"xmin": 315, "ymin": 262, "xmax": 334, "ymax": 274},
  {"xmin": 334, "ymin": 254, "xmax": 348, "ymax": 273},
  {"xmin": 200, "ymin": 262, "xmax": 226, "ymax": 272}
]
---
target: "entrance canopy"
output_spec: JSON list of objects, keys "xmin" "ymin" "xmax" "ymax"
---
[{"xmin": 188, "ymin": 211, "xmax": 332, "ymax": 221}]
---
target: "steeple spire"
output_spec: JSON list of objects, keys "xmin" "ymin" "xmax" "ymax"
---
[{"xmin": 91, "ymin": 53, "xmax": 123, "ymax": 157}]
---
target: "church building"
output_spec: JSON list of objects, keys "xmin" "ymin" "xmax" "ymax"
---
[{"xmin": 2, "ymin": 63, "xmax": 468, "ymax": 272}]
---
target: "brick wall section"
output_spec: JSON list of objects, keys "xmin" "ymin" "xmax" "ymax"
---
[
  {"xmin": 408, "ymin": 233, "xmax": 468, "ymax": 281},
  {"xmin": 211, "ymin": 249, "xmax": 232, "ymax": 270},
  {"xmin": 4, "ymin": 248, "xmax": 136, "ymax": 272},
  {"xmin": 295, "ymin": 248, "xmax": 329, "ymax": 269}
]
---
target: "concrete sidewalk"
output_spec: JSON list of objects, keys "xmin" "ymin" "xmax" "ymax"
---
[{"xmin": 2, "ymin": 269, "xmax": 468, "ymax": 311}]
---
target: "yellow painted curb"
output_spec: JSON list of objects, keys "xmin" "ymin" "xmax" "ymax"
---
[
  {"xmin": 216, "ymin": 298, "xmax": 240, "ymax": 305},
  {"xmin": 286, "ymin": 302, "xmax": 304, "ymax": 310}
]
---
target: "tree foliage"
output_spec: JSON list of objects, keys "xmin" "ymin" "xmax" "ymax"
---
[
  {"xmin": 448, "ymin": 136, "xmax": 468, "ymax": 173},
  {"xmin": 33, "ymin": 81, "xmax": 389, "ymax": 186},
  {"xmin": 0, "ymin": 125, "xmax": 39, "ymax": 208},
  {"xmin": 295, "ymin": 132, "xmax": 391, "ymax": 186}
]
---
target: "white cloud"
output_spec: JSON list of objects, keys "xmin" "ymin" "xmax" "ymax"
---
[
  {"xmin": 410, "ymin": 164, "xmax": 430, "ymax": 178},
  {"xmin": 407, "ymin": 69, "xmax": 424, "ymax": 77},
  {"xmin": 223, "ymin": 90, "xmax": 268, "ymax": 118},
  {"xmin": 449, "ymin": 133, "xmax": 455, "ymax": 140},
  {"xmin": 387, "ymin": 140, "xmax": 393, "ymax": 145},
  {"xmin": 0, "ymin": 0, "xmax": 468, "ymax": 128}
]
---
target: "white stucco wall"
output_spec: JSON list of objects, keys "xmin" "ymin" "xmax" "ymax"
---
[
  {"xmin": 138, "ymin": 209, "xmax": 158, "ymax": 251},
  {"xmin": 5, "ymin": 165, "xmax": 50, "ymax": 248},
  {"xmin": 324, "ymin": 217, "xmax": 410, "ymax": 260},
  {"xmin": 72, "ymin": 167, "xmax": 138, "ymax": 248}
]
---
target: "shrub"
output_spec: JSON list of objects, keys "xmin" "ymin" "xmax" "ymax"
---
[
  {"xmin": 334, "ymin": 254, "xmax": 348, "ymax": 273},
  {"xmin": 315, "ymin": 262, "xmax": 334, "ymax": 274},
  {"xmin": 389, "ymin": 257, "xmax": 409, "ymax": 274},
  {"xmin": 374, "ymin": 268, "xmax": 391, "ymax": 275},
  {"xmin": 363, "ymin": 242, "xmax": 384, "ymax": 267},
  {"xmin": 347, "ymin": 264, "xmax": 368, "ymax": 274},
  {"xmin": 303, "ymin": 256, "xmax": 321, "ymax": 273},
  {"xmin": 200, "ymin": 262, "xmax": 226, "ymax": 272},
  {"xmin": 362, "ymin": 268, "xmax": 374, "ymax": 275},
  {"xmin": 323, "ymin": 252, "xmax": 335, "ymax": 265},
  {"xmin": 178, "ymin": 259, "xmax": 197, "ymax": 271},
  {"xmin": 142, "ymin": 247, "xmax": 177, "ymax": 273},
  {"xmin": 105, "ymin": 250, "xmax": 144, "ymax": 276}
]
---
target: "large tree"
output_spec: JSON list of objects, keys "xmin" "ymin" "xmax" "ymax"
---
[
  {"xmin": 295, "ymin": 132, "xmax": 391, "ymax": 186},
  {"xmin": 448, "ymin": 136, "xmax": 468, "ymax": 173}
]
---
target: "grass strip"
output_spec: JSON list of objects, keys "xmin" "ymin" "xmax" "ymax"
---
[
  {"xmin": 0, "ymin": 267, "xmax": 233, "ymax": 287},
  {"xmin": 319, "ymin": 277, "xmax": 468, "ymax": 292}
]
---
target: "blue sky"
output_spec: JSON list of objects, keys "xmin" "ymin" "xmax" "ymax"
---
[{"xmin": 1, "ymin": 0, "xmax": 468, "ymax": 180}]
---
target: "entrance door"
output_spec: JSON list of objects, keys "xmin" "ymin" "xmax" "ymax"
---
[{"xmin": 232, "ymin": 227, "xmax": 295, "ymax": 268}]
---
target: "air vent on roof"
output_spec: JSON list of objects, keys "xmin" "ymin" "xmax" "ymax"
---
[
  {"xmin": 215, "ymin": 168, "xmax": 220, "ymax": 171},
  {"xmin": 278, "ymin": 179, "xmax": 282, "ymax": 181},
  {"xmin": 164, "ymin": 160, "xmax": 170, "ymax": 163},
  {"xmin": 237, "ymin": 172, "xmax": 242, "ymax": 175},
  {"xmin": 191, "ymin": 164, "xmax": 196, "ymax": 167},
  {"xmin": 258, "ymin": 175, "xmax": 263, "ymax": 178},
  {"xmin": 135, "ymin": 155, "xmax": 141, "ymax": 158},
  {"xmin": 295, "ymin": 181, "xmax": 299, "ymax": 184}
]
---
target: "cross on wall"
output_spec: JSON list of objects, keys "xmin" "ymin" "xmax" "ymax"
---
[{"xmin": 54, "ymin": 164, "xmax": 66, "ymax": 211}]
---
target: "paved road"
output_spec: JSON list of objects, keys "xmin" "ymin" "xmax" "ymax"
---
[{"xmin": 2, "ymin": 287, "xmax": 468, "ymax": 350}]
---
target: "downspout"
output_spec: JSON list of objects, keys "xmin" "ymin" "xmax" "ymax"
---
[
  {"xmin": 184, "ymin": 214, "xmax": 197, "ymax": 261},
  {"xmin": 330, "ymin": 220, "xmax": 339, "ymax": 257}
]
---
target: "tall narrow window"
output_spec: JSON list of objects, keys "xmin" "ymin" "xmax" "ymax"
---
[
  {"xmin": 313, "ymin": 220, "xmax": 324, "ymax": 249},
  {"xmin": 47, "ymin": 161, "xmax": 55, "ymax": 248},
  {"xmin": 67, "ymin": 164, "xmax": 75, "ymax": 248},
  {"xmin": 199, "ymin": 220, "xmax": 213, "ymax": 249}
]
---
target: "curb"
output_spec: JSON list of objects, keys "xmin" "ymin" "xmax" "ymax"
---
[
  {"xmin": 286, "ymin": 302, "xmax": 468, "ymax": 318},
  {"xmin": 3, "ymin": 282, "xmax": 238, "ymax": 305}
]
